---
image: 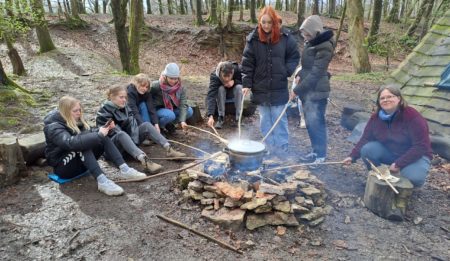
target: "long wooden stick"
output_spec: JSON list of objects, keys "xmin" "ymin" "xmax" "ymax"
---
[
  {"xmin": 264, "ymin": 161, "xmax": 344, "ymax": 172},
  {"xmin": 238, "ymin": 96, "xmax": 245, "ymax": 140},
  {"xmin": 156, "ymin": 214, "xmax": 243, "ymax": 255},
  {"xmin": 168, "ymin": 139, "xmax": 211, "ymax": 155},
  {"xmin": 246, "ymin": 172, "xmax": 280, "ymax": 185},
  {"xmin": 261, "ymin": 102, "xmax": 290, "ymax": 143},
  {"xmin": 187, "ymin": 125, "xmax": 228, "ymax": 145},
  {"xmin": 366, "ymin": 159, "xmax": 399, "ymax": 194},
  {"xmin": 147, "ymin": 157, "xmax": 202, "ymax": 161},
  {"xmin": 116, "ymin": 152, "xmax": 223, "ymax": 183}
]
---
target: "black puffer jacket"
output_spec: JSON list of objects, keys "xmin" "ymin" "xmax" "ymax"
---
[
  {"xmin": 127, "ymin": 84, "xmax": 159, "ymax": 125},
  {"xmin": 206, "ymin": 61, "xmax": 242, "ymax": 116},
  {"xmin": 241, "ymin": 27, "xmax": 300, "ymax": 106},
  {"xmin": 43, "ymin": 110, "xmax": 102, "ymax": 167},
  {"xmin": 96, "ymin": 101, "xmax": 140, "ymax": 144},
  {"xmin": 294, "ymin": 30, "xmax": 335, "ymax": 101}
]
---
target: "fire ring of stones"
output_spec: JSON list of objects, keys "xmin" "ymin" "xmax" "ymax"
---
[{"xmin": 176, "ymin": 155, "xmax": 332, "ymax": 231}]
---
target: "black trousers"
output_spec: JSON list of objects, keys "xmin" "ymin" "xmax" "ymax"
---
[{"xmin": 54, "ymin": 136, "xmax": 125, "ymax": 179}]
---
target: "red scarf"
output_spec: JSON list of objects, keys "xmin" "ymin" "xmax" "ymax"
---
[{"xmin": 159, "ymin": 75, "xmax": 182, "ymax": 111}]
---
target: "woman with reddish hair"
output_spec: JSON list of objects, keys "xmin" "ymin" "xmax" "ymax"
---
[{"xmin": 241, "ymin": 6, "xmax": 300, "ymax": 156}]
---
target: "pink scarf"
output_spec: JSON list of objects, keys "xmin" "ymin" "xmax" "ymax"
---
[{"xmin": 159, "ymin": 75, "xmax": 182, "ymax": 111}]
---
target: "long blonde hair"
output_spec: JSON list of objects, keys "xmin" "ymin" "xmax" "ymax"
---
[{"xmin": 58, "ymin": 96, "xmax": 90, "ymax": 134}]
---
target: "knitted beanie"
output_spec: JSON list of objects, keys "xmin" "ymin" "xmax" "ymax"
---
[
  {"xmin": 162, "ymin": 63, "xmax": 180, "ymax": 77},
  {"xmin": 300, "ymin": 15, "xmax": 324, "ymax": 37}
]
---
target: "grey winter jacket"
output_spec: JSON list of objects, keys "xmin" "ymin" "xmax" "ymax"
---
[
  {"xmin": 150, "ymin": 80, "xmax": 189, "ymax": 122},
  {"xmin": 241, "ymin": 27, "xmax": 300, "ymax": 106},
  {"xmin": 294, "ymin": 30, "xmax": 335, "ymax": 101}
]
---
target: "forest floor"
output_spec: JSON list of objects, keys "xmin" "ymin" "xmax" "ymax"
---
[{"xmin": 0, "ymin": 13, "xmax": 449, "ymax": 260}]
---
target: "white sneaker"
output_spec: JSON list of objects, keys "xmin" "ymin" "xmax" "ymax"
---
[
  {"xmin": 98, "ymin": 179, "xmax": 124, "ymax": 196},
  {"xmin": 119, "ymin": 168, "xmax": 147, "ymax": 180},
  {"xmin": 300, "ymin": 118, "xmax": 306, "ymax": 129},
  {"xmin": 309, "ymin": 157, "xmax": 325, "ymax": 169},
  {"xmin": 300, "ymin": 152, "xmax": 317, "ymax": 162}
]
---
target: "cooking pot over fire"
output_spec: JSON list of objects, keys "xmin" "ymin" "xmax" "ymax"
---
[{"xmin": 225, "ymin": 139, "xmax": 266, "ymax": 171}]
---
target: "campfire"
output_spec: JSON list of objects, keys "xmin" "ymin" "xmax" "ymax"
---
[{"xmin": 177, "ymin": 154, "xmax": 332, "ymax": 231}]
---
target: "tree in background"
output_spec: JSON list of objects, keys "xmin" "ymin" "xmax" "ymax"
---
[
  {"xmin": 195, "ymin": 0, "xmax": 204, "ymax": 25},
  {"xmin": 297, "ymin": 0, "xmax": 306, "ymax": 27},
  {"xmin": 347, "ymin": 0, "xmax": 371, "ymax": 73},
  {"xmin": 31, "ymin": 0, "xmax": 56, "ymax": 53},
  {"xmin": 250, "ymin": 0, "xmax": 257, "ymax": 23},
  {"xmin": 386, "ymin": 0, "xmax": 400, "ymax": 23},
  {"xmin": 367, "ymin": 0, "xmax": 382, "ymax": 45},
  {"xmin": 129, "ymin": 0, "xmax": 143, "ymax": 74},
  {"xmin": 168, "ymin": 0, "xmax": 174, "ymax": 14},
  {"xmin": 312, "ymin": 0, "xmax": 319, "ymax": 14},
  {"xmin": 111, "ymin": 0, "xmax": 131, "ymax": 73},
  {"xmin": 207, "ymin": 0, "xmax": 218, "ymax": 24},
  {"xmin": 419, "ymin": 0, "xmax": 435, "ymax": 38},
  {"xmin": 179, "ymin": 0, "xmax": 185, "ymax": 14},
  {"xmin": 158, "ymin": 0, "xmax": 163, "ymax": 14},
  {"xmin": 226, "ymin": 0, "xmax": 234, "ymax": 30},
  {"xmin": 406, "ymin": 0, "xmax": 430, "ymax": 37},
  {"xmin": 328, "ymin": 0, "xmax": 336, "ymax": 16}
]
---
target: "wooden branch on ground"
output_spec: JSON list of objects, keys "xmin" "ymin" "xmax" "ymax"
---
[
  {"xmin": 264, "ymin": 161, "xmax": 344, "ymax": 172},
  {"xmin": 168, "ymin": 139, "xmax": 211, "ymax": 155},
  {"xmin": 116, "ymin": 151, "xmax": 223, "ymax": 183},
  {"xmin": 146, "ymin": 157, "xmax": 202, "ymax": 161},
  {"xmin": 156, "ymin": 214, "xmax": 243, "ymax": 255}
]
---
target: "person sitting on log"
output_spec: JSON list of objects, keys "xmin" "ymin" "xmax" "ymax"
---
[
  {"xmin": 343, "ymin": 85, "xmax": 433, "ymax": 187},
  {"xmin": 44, "ymin": 96, "xmax": 147, "ymax": 196},
  {"xmin": 206, "ymin": 61, "xmax": 244, "ymax": 129},
  {"xmin": 150, "ymin": 63, "xmax": 193, "ymax": 133},
  {"xmin": 96, "ymin": 85, "xmax": 186, "ymax": 174}
]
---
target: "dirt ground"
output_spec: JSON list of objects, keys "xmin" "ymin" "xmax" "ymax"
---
[{"xmin": 1, "ymin": 14, "xmax": 449, "ymax": 260}]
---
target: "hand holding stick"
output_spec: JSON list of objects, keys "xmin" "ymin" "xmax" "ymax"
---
[
  {"xmin": 187, "ymin": 125, "xmax": 229, "ymax": 145},
  {"xmin": 366, "ymin": 159, "xmax": 399, "ymax": 194}
]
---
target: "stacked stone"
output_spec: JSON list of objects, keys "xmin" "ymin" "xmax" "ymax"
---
[{"xmin": 177, "ymin": 166, "xmax": 332, "ymax": 231}]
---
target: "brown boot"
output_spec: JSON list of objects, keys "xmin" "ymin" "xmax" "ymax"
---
[
  {"xmin": 142, "ymin": 157, "xmax": 163, "ymax": 174},
  {"xmin": 166, "ymin": 146, "xmax": 186, "ymax": 158}
]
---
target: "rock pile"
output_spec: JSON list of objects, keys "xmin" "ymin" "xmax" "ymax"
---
[{"xmin": 177, "ymin": 164, "xmax": 332, "ymax": 231}]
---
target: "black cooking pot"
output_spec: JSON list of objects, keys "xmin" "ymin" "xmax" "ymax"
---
[{"xmin": 225, "ymin": 139, "xmax": 266, "ymax": 171}]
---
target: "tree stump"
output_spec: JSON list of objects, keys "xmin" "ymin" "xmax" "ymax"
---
[
  {"xmin": 363, "ymin": 174, "xmax": 414, "ymax": 221},
  {"xmin": 0, "ymin": 136, "xmax": 26, "ymax": 187},
  {"xmin": 18, "ymin": 133, "xmax": 46, "ymax": 165}
]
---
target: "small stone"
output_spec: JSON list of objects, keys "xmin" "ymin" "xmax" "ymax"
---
[
  {"xmin": 295, "ymin": 196, "xmax": 305, "ymax": 204},
  {"xmin": 188, "ymin": 180, "xmax": 203, "ymax": 192},
  {"xmin": 215, "ymin": 182, "xmax": 245, "ymax": 201},
  {"xmin": 294, "ymin": 169, "xmax": 310, "ymax": 180},
  {"xmin": 188, "ymin": 189, "xmax": 203, "ymax": 200},
  {"xmin": 214, "ymin": 199, "xmax": 220, "ymax": 210},
  {"xmin": 201, "ymin": 208, "xmax": 245, "ymax": 231},
  {"xmin": 280, "ymin": 182, "xmax": 298, "ymax": 195},
  {"xmin": 240, "ymin": 198, "xmax": 267, "ymax": 210},
  {"xmin": 332, "ymin": 240, "xmax": 348, "ymax": 249},
  {"xmin": 301, "ymin": 186, "xmax": 321, "ymax": 196},
  {"xmin": 200, "ymin": 199, "xmax": 214, "ymax": 205},
  {"xmin": 300, "ymin": 206, "xmax": 332, "ymax": 221},
  {"xmin": 413, "ymin": 217, "xmax": 423, "ymax": 225},
  {"xmin": 202, "ymin": 191, "xmax": 216, "ymax": 198},
  {"xmin": 304, "ymin": 199, "xmax": 314, "ymax": 206},
  {"xmin": 258, "ymin": 183, "xmax": 285, "ymax": 195},
  {"xmin": 276, "ymin": 226, "xmax": 286, "ymax": 236},
  {"xmin": 344, "ymin": 215, "xmax": 351, "ymax": 224},
  {"xmin": 272, "ymin": 195, "xmax": 287, "ymax": 205},
  {"xmin": 224, "ymin": 197, "xmax": 243, "ymax": 208},
  {"xmin": 185, "ymin": 169, "xmax": 198, "ymax": 179},
  {"xmin": 237, "ymin": 180, "xmax": 250, "ymax": 191},
  {"xmin": 310, "ymin": 239, "xmax": 322, "ymax": 246},
  {"xmin": 273, "ymin": 201, "xmax": 291, "ymax": 213},
  {"xmin": 196, "ymin": 172, "xmax": 215, "ymax": 185},
  {"xmin": 309, "ymin": 217, "xmax": 325, "ymax": 227},
  {"xmin": 255, "ymin": 191, "xmax": 276, "ymax": 200},
  {"xmin": 177, "ymin": 172, "xmax": 193, "ymax": 189},
  {"xmin": 204, "ymin": 185, "xmax": 223, "ymax": 196},
  {"xmin": 291, "ymin": 204, "xmax": 310, "ymax": 214},
  {"xmin": 273, "ymin": 236, "xmax": 282, "ymax": 243},
  {"xmin": 204, "ymin": 205, "xmax": 214, "ymax": 210},
  {"xmin": 244, "ymin": 240, "xmax": 256, "ymax": 248},
  {"xmin": 243, "ymin": 190, "xmax": 254, "ymax": 201},
  {"xmin": 254, "ymin": 202, "xmax": 273, "ymax": 213}
]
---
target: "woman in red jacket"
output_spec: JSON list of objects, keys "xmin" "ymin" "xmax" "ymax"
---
[{"xmin": 343, "ymin": 86, "xmax": 432, "ymax": 187}]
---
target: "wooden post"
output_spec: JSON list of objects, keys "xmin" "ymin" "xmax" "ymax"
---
[
  {"xmin": 0, "ymin": 136, "xmax": 26, "ymax": 187},
  {"xmin": 363, "ymin": 174, "xmax": 414, "ymax": 221}
]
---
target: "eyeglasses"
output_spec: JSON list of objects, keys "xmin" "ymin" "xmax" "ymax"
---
[{"xmin": 379, "ymin": 95, "xmax": 397, "ymax": 101}]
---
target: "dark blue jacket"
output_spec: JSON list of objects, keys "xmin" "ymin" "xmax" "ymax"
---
[{"xmin": 241, "ymin": 27, "xmax": 300, "ymax": 106}]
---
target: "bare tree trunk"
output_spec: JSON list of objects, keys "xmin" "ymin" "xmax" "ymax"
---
[
  {"xmin": 5, "ymin": 38, "xmax": 26, "ymax": 76},
  {"xmin": 420, "ymin": 0, "xmax": 434, "ymax": 38},
  {"xmin": 226, "ymin": 0, "xmax": 234, "ymax": 30},
  {"xmin": 158, "ymin": 0, "xmax": 163, "ymax": 13},
  {"xmin": 406, "ymin": 0, "xmax": 429, "ymax": 36},
  {"xmin": 312, "ymin": 0, "xmax": 319, "ymax": 14},
  {"xmin": 250, "ymin": 0, "xmax": 257, "ymax": 23},
  {"xmin": 65, "ymin": 0, "xmax": 71, "ymax": 13},
  {"xmin": 31, "ymin": 0, "xmax": 57, "ymax": 53},
  {"xmin": 368, "ymin": 0, "xmax": 382, "ymax": 44},
  {"xmin": 111, "ymin": 0, "xmax": 131, "ymax": 73},
  {"xmin": 387, "ymin": 0, "xmax": 400, "ymax": 22},
  {"xmin": 239, "ymin": 0, "xmax": 244, "ymax": 20},
  {"xmin": 347, "ymin": 0, "xmax": 371, "ymax": 73},
  {"xmin": 399, "ymin": 0, "xmax": 407, "ymax": 18},
  {"xmin": 382, "ymin": 0, "xmax": 388, "ymax": 17},
  {"xmin": 179, "ymin": 0, "xmax": 185, "ymax": 14},
  {"xmin": 46, "ymin": 0, "xmax": 54, "ymax": 13},
  {"xmin": 129, "ymin": 0, "xmax": 143, "ymax": 74},
  {"xmin": 297, "ymin": 0, "xmax": 306, "ymax": 27},
  {"xmin": 103, "ymin": 0, "xmax": 109, "ymax": 13},
  {"xmin": 335, "ymin": 0, "xmax": 346, "ymax": 43},
  {"xmin": 329, "ymin": 0, "xmax": 336, "ymax": 15},
  {"xmin": 57, "ymin": 0, "xmax": 63, "ymax": 17},
  {"xmin": 195, "ymin": 0, "xmax": 204, "ymax": 25},
  {"xmin": 168, "ymin": 0, "xmax": 174, "ymax": 14},
  {"xmin": 367, "ymin": 0, "xmax": 372, "ymax": 19},
  {"xmin": 275, "ymin": 0, "xmax": 282, "ymax": 10},
  {"xmin": 208, "ymin": 0, "xmax": 218, "ymax": 23},
  {"xmin": 70, "ymin": 0, "xmax": 81, "ymax": 18},
  {"xmin": 94, "ymin": 0, "xmax": 99, "ymax": 12}
]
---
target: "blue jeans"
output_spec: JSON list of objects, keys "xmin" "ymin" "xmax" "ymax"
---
[
  {"xmin": 258, "ymin": 104, "xmax": 289, "ymax": 149},
  {"xmin": 139, "ymin": 102, "xmax": 152, "ymax": 123},
  {"xmin": 360, "ymin": 141, "xmax": 430, "ymax": 187},
  {"xmin": 157, "ymin": 107, "xmax": 193, "ymax": 128},
  {"xmin": 303, "ymin": 98, "xmax": 328, "ymax": 158}
]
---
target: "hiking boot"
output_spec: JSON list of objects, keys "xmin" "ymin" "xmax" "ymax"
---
[
  {"xmin": 299, "ymin": 152, "xmax": 317, "ymax": 162},
  {"xmin": 98, "ymin": 178, "xmax": 124, "ymax": 196},
  {"xmin": 166, "ymin": 146, "xmax": 186, "ymax": 158},
  {"xmin": 119, "ymin": 167, "xmax": 147, "ymax": 179},
  {"xmin": 215, "ymin": 116, "xmax": 224, "ymax": 129},
  {"xmin": 142, "ymin": 158, "xmax": 163, "ymax": 174}
]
